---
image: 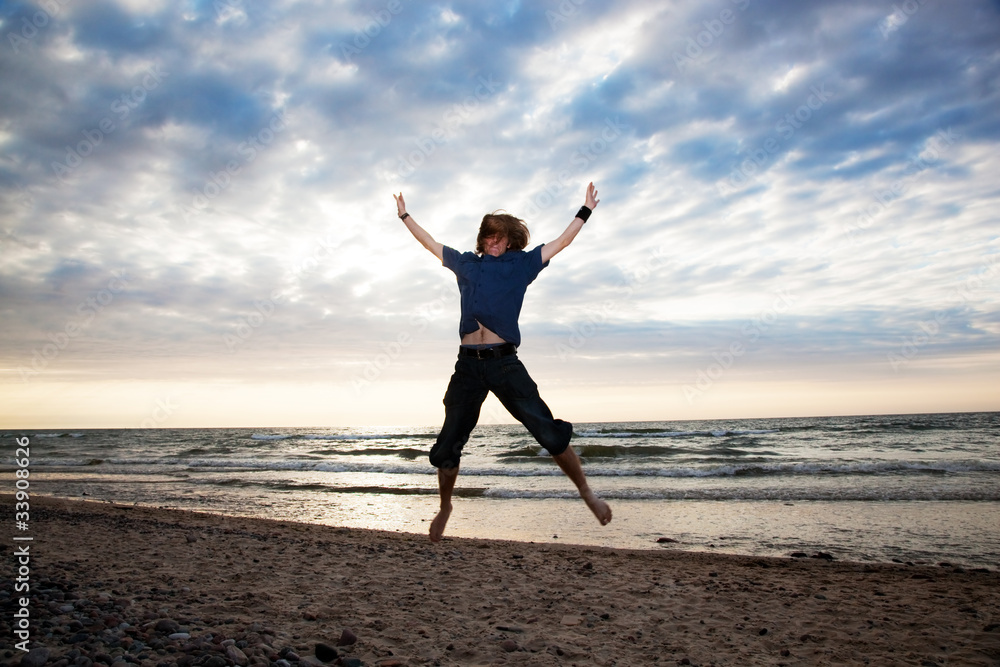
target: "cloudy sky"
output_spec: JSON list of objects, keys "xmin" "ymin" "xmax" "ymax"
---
[{"xmin": 2, "ymin": 0, "xmax": 998, "ymax": 428}]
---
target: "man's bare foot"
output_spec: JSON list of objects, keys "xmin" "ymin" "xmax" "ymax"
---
[
  {"xmin": 582, "ymin": 490, "xmax": 612, "ymax": 525},
  {"xmin": 429, "ymin": 503, "xmax": 452, "ymax": 542}
]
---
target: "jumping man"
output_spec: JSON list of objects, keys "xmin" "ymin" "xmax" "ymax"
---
[{"xmin": 394, "ymin": 183, "xmax": 612, "ymax": 542}]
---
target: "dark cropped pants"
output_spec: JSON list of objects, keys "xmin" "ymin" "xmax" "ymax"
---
[{"xmin": 429, "ymin": 350, "xmax": 573, "ymax": 469}]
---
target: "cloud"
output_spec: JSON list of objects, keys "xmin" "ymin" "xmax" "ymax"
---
[{"xmin": 2, "ymin": 0, "xmax": 999, "ymax": 424}]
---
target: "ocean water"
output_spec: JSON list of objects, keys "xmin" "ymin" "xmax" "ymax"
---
[{"xmin": 5, "ymin": 412, "xmax": 999, "ymax": 567}]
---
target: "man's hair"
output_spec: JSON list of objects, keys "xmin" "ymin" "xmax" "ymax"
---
[{"xmin": 476, "ymin": 211, "xmax": 530, "ymax": 254}]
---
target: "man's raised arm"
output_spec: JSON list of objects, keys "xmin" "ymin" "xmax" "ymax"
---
[
  {"xmin": 394, "ymin": 192, "xmax": 444, "ymax": 262},
  {"xmin": 541, "ymin": 182, "xmax": 600, "ymax": 264}
]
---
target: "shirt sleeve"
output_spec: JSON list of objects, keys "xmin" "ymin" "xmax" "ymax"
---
[
  {"xmin": 442, "ymin": 245, "xmax": 461, "ymax": 273},
  {"xmin": 523, "ymin": 244, "xmax": 549, "ymax": 284}
]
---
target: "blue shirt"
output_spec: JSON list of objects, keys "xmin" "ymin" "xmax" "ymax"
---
[{"xmin": 442, "ymin": 244, "xmax": 549, "ymax": 346}]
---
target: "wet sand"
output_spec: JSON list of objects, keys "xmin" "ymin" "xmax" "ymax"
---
[{"xmin": 5, "ymin": 495, "xmax": 1000, "ymax": 666}]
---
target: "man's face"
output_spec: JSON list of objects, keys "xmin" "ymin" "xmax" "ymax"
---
[{"xmin": 484, "ymin": 234, "xmax": 509, "ymax": 257}]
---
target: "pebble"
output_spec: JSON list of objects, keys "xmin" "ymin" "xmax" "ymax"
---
[
  {"xmin": 14, "ymin": 574, "xmax": 360, "ymax": 667},
  {"xmin": 500, "ymin": 639, "xmax": 518, "ymax": 652},
  {"xmin": 154, "ymin": 618, "xmax": 181, "ymax": 634},
  {"xmin": 315, "ymin": 643, "xmax": 339, "ymax": 662},
  {"xmin": 20, "ymin": 648, "xmax": 50, "ymax": 667},
  {"xmin": 225, "ymin": 644, "xmax": 249, "ymax": 666},
  {"xmin": 496, "ymin": 625, "xmax": 524, "ymax": 633}
]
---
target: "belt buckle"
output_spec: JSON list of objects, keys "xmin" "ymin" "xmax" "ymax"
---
[
  {"xmin": 465, "ymin": 346, "xmax": 487, "ymax": 359},
  {"xmin": 464, "ymin": 344, "xmax": 509, "ymax": 359}
]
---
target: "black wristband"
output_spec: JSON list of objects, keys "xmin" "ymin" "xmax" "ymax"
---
[
  {"xmin": 576, "ymin": 206, "xmax": 592, "ymax": 222},
  {"xmin": 399, "ymin": 212, "xmax": 410, "ymax": 220}
]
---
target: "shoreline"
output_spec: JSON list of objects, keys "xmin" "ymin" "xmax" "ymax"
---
[
  {"xmin": 22, "ymin": 487, "xmax": 1000, "ymax": 569},
  {"xmin": 5, "ymin": 495, "xmax": 1000, "ymax": 666}
]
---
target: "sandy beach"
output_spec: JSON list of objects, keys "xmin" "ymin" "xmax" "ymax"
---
[{"xmin": 5, "ymin": 495, "xmax": 1000, "ymax": 666}]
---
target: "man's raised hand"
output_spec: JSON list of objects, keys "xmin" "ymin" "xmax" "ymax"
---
[{"xmin": 585, "ymin": 182, "xmax": 600, "ymax": 209}]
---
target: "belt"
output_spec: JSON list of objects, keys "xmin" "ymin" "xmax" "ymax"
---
[{"xmin": 459, "ymin": 342, "xmax": 517, "ymax": 359}]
